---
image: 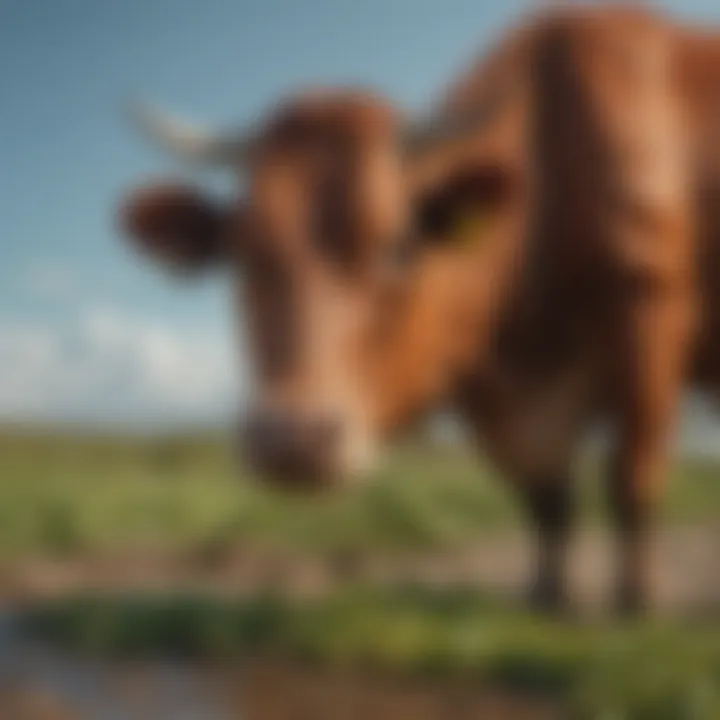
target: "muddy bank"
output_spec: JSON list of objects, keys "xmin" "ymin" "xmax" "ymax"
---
[
  {"xmin": 242, "ymin": 661, "xmax": 563, "ymax": 720},
  {"xmin": 0, "ymin": 646, "xmax": 564, "ymax": 720},
  {"xmin": 0, "ymin": 670, "xmax": 563, "ymax": 720},
  {"xmin": 2, "ymin": 526, "xmax": 718, "ymax": 615}
]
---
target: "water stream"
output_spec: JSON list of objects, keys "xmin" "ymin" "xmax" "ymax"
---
[{"xmin": 0, "ymin": 608, "xmax": 239, "ymax": 719}]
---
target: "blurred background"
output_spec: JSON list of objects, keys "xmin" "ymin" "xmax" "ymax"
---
[{"xmin": 1, "ymin": 1, "xmax": 720, "ymax": 718}]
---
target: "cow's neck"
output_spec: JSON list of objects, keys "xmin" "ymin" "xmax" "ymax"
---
[{"xmin": 369, "ymin": 213, "xmax": 525, "ymax": 434}]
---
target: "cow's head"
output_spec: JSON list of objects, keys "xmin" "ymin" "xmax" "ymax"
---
[{"xmin": 119, "ymin": 89, "xmax": 518, "ymax": 488}]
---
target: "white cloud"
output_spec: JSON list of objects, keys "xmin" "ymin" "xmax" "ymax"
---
[{"xmin": 0, "ymin": 308, "xmax": 243, "ymax": 428}]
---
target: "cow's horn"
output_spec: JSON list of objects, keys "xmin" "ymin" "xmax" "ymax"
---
[{"xmin": 126, "ymin": 100, "xmax": 252, "ymax": 166}]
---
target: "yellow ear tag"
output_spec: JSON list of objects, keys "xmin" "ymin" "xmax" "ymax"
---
[{"xmin": 449, "ymin": 206, "xmax": 492, "ymax": 249}]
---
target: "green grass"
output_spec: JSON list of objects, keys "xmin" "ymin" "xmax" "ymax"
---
[
  {"xmin": 26, "ymin": 588, "xmax": 720, "ymax": 720},
  {"xmin": 5, "ymin": 429, "xmax": 720, "ymax": 718},
  {"xmin": 0, "ymin": 429, "xmax": 718, "ymax": 559}
]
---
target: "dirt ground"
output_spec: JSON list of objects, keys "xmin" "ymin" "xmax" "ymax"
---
[
  {"xmin": 241, "ymin": 661, "xmax": 563, "ymax": 720},
  {"xmin": 2, "ymin": 526, "xmax": 718, "ymax": 614}
]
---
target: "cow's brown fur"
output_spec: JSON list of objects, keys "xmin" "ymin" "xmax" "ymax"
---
[{"xmin": 120, "ymin": 3, "xmax": 720, "ymax": 613}]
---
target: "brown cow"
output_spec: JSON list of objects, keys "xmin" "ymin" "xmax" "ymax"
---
[{"xmin": 118, "ymin": 3, "xmax": 720, "ymax": 614}]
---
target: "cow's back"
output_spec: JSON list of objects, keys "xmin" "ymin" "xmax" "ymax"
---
[
  {"xmin": 431, "ymin": 5, "xmax": 720, "ymax": 394},
  {"xmin": 681, "ymin": 31, "xmax": 720, "ymax": 388},
  {"xmin": 504, "ymin": 6, "xmax": 694, "ymax": 380}
]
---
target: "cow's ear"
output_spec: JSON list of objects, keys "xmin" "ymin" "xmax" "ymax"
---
[
  {"xmin": 118, "ymin": 182, "xmax": 228, "ymax": 273},
  {"xmin": 414, "ymin": 162, "xmax": 517, "ymax": 249}
]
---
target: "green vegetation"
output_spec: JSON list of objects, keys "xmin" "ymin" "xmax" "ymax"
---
[
  {"xmin": 0, "ymin": 429, "xmax": 718, "ymax": 559},
  {"xmin": 27, "ymin": 588, "xmax": 720, "ymax": 720},
  {"xmin": 4, "ymin": 429, "xmax": 720, "ymax": 719}
]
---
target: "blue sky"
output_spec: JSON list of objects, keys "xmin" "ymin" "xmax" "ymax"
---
[{"xmin": 1, "ymin": 0, "xmax": 719, "ymax": 437}]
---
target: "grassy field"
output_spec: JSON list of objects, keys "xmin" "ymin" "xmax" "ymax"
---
[
  {"xmin": 0, "ymin": 428, "xmax": 719, "ymax": 559},
  {"xmin": 25, "ymin": 588, "xmax": 720, "ymax": 719},
  {"xmin": 2, "ymin": 429, "xmax": 719, "ymax": 719}
]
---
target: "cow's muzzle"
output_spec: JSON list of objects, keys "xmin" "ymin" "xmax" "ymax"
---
[{"xmin": 242, "ymin": 409, "xmax": 346, "ymax": 489}]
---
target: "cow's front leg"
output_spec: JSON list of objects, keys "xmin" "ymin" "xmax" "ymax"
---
[
  {"xmin": 461, "ymin": 368, "xmax": 592, "ymax": 616},
  {"xmin": 521, "ymin": 478, "xmax": 574, "ymax": 614},
  {"xmin": 609, "ymin": 281, "xmax": 694, "ymax": 616}
]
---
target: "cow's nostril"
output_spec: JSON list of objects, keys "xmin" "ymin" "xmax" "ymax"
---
[
  {"xmin": 243, "ymin": 413, "xmax": 291, "ymax": 461},
  {"xmin": 243, "ymin": 411, "xmax": 344, "ymax": 481}
]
